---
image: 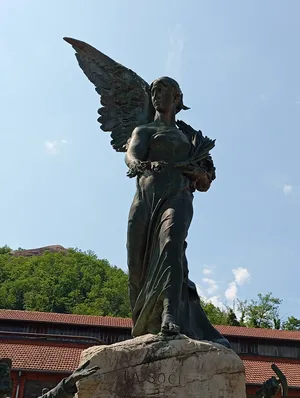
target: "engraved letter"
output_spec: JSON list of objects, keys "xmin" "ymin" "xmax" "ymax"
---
[
  {"xmin": 147, "ymin": 373, "xmax": 156, "ymax": 384},
  {"xmin": 157, "ymin": 373, "xmax": 166, "ymax": 384}
]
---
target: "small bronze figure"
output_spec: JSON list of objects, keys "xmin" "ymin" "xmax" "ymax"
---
[
  {"xmin": 255, "ymin": 364, "xmax": 288, "ymax": 398},
  {"xmin": 64, "ymin": 37, "xmax": 229, "ymax": 348},
  {"xmin": 39, "ymin": 360, "xmax": 99, "ymax": 398}
]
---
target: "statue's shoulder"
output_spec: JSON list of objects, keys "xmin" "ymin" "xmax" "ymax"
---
[{"xmin": 132, "ymin": 122, "xmax": 157, "ymax": 136}]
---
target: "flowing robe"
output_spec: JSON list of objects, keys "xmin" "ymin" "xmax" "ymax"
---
[{"xmin": 127, "ymin": 126, "xmax": 230, "ymax": 347}]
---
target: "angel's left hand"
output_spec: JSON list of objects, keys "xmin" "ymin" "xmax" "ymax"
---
[{"xmin": 194, "ymin": 171, "xmax": 212, "ymax": 192}]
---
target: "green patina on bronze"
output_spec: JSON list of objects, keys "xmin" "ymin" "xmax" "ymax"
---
[{"xmin": 64, "ymin": 37, "xmax": 230, "ymax": 348}]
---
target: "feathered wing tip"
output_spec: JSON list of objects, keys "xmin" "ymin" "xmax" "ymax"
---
[
  {"xmin": 182, "ymin": 104, "xmax": 190, "ymax": 111},
  {"xmin": 63, "ymin": 36, "xmax": 153, "ymax": 153}
]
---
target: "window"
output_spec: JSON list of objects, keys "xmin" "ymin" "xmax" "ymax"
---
[
  {"xmin": 249, "ymin": 343, "xmax": 258, "ymax": 354},
  {"xmin": 240, "ymin": 342, "xmax": 248, "ymax": 353}
]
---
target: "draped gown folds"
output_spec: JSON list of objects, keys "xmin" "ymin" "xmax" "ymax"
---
[{"xmin": 127, "ymin": 126, "xmax": 230, "ymax": 347}]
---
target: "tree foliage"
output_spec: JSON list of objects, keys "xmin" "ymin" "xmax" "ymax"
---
[
  {"xmin": 0, "ymin": 246, "xmax": 299, "ymax": 330},
  {"xmin": 226, "ymin": 308, "xmax": 241, "ymax": 327},
  {"xmin": 237, "ymin": 293, "xmax": 282, "ymax": 329},
  {"xmin": 0, "ymin": 247, "xmax": 131, "ymax": 317},
  {"xmin": 200, "ymin": 300, "xmax": 228, "ymax": 325},
  {"xmin": 282, "ymin": 316, "xmax": 300, "ymax": 331}
]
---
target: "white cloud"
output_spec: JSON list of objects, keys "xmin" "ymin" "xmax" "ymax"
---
[
  {"xmin": 203, "ymin": 267, "xmax": 213, "ymax": 275},
  {"xmin": 232, "ymin": 267, "xmax": 251, "ymax": 286},
  {"xmin": 197, "ymin": 287, "xmax": 226, "ymax": 311},
  {"xmin": 197, "ymin": 265, "xmax": 251, "ymax": 310},
  {"xmin": 283, "ymin": 184, "xmax": 293, "ymax": 195},
  {"xmin": 196, "ymin": 283, "xmax": 224, "ymax": 309},
  {"xmin": 206, "ymin": 295, "xmax": 226, "ymax": 310},
  {"xmin": 202, "ymin": 277, "xmax": 218, "ymax": 294},
  {"xmin": 224, "ymin": 267, "xmax": 251, "ymax": 303},
  {"xmin": 165, "ymin": 24, "xmax": 185, "ymax": 80},
  {"xmin": 225, "ymin": 282, "xmax": 238, "ymax": 302},
  {"xmin": 45, "ymin": 140, "xmax": 58, "ymax": 155},
  {"xmin": 196, "ymin": 284, "xmax": 205, "ymax": 298},
  {"xmin": 44, "ymin": 139, "xmax": 67, "ymax": 155}
]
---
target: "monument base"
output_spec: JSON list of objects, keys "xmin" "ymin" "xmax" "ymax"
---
[{"xmin": 76, "ymin": 333, "xmax": 246, "ymax": 398}]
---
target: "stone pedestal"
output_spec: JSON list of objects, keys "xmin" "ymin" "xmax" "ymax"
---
[{"xmin": 76, "ymin": 334, "xmax": 246, "ymax": 398}]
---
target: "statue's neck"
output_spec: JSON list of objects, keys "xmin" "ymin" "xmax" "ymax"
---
[{"xmin": 154, "ymin": 111, "xmax": 176, "ymax": 127}]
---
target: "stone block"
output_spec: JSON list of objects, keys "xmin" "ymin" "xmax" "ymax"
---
[{"xmin": 76, "ymin": 334, "xmax": 246, "ymax": 398}]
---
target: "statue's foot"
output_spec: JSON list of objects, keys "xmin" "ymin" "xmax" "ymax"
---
[{"xmin": 161, "ymin": 312, "xmax": 180, "ymax": 335}]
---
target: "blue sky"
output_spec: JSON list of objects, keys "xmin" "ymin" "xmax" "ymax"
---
[{"xmin": 1, "ymin": 1, "xmax": 299, "ymax": 320}]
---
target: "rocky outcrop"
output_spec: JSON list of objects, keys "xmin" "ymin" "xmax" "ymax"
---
[
  {"xmin": 11, "ymin": 245, "xmax": 68, "ymax": 257},
  {"xmin": 76, "ymin": 333, "xmax": 247, "ymax": 398}
]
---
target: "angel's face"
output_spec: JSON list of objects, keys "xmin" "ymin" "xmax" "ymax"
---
[{"xmin": 151, "ymin": 80, "xmax": 177, "ymax": 114}]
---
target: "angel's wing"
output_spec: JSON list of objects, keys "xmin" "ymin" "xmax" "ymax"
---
[{"xmin": 64, "ymin": 37, "xmax": 154, "ymax": 152}]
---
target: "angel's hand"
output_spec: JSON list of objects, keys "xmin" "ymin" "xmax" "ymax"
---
[
  {"xmin": 126, "ymin": 160, "xmax": 151, "ymax": 178},
  {"xmin": 194, "ymin": 171, "xmax": 212, "ymax": 192},
  {"xmin": 150, "ymin": 161, "xmax": 168, "ymax": 173}
]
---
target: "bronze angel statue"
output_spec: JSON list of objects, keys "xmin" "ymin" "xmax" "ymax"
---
[{"xmin": 64, "ymin": 37, "xmax": 230, "ymax": 348}]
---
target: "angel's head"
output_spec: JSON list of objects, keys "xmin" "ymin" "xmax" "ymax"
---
[{"xmin": 150, "ymin": 77, "xmax": 189, "ymax": 115}]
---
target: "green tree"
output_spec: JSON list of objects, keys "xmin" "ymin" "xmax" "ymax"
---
[
  {"xmin": 200, "ymin": 299, "xmax": 228, "ymax": 325},
  {"xmin": 226, "ymin": 308, "xmax": 240, "ymax": 326},
  {"xmin": 282, "ymin": 316, "xmax": 300, "ymax": 331},
  {"xmin": 237, "ymin": 293, "xmax": 282, "ymax": 329},
  {"xmin": 0, "ymin": 245, "xmax": 11, "ymax": 255}
]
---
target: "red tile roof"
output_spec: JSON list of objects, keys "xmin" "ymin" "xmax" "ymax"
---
[
  {"xmin": 244, "ymin": 358, "xmax": 300, "ymax": 388},
  {"xmin": 0, "ymin": 309, "xmax": 132, "ymax": 329},
  {"xmin": 0, "ymin": 340, "xmax": 84, "ymax": 372},
  {"xmin": 1, "ymin": 310, "xmax": 300, "ymax": 342},
  {"xmin": 2, "ymin": 340, "xmax": 300, "ymax": 388},
  {"xmin": 216, "ymin": 325, "xmax": 300, "ymax": 342}
]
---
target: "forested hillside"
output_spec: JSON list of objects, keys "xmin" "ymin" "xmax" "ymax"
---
[
  {"xmin": 0, "ymin": 245, "xmax": 299, "ymax": 331},
  {"xmin": 0, "ymin": 246, "xmax": 131, "ymax": 317}
]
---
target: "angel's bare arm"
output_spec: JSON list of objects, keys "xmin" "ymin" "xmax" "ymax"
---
[{"xmin": 125, "ymin": 127, "xmax": 150, "ymax": 169}]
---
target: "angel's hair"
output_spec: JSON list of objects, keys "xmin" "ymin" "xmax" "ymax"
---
[{"xmin": 150, "ymin": 76, "xmax": 190, "ymax": 114}]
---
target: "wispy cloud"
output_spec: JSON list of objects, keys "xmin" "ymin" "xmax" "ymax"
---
[
  {"xmin": 196, "ymin": 284, "xmax": 205, "ymax": 298},
  {"xmin": 225, "ymin": 267, "xmax": 251, "ymax": 303},
  {"xmin": 196, "ymin": 283, "xmax": 226, "ymax": 311},
  {"xmin": 225, "ymin": 282, "xmax": 238, "ymax": 301},
  {"xmin": 232, "ymin": 267, "xmax": 251, "ymax": 286},
  {"xmin": 165, "ymin": 24, "xmax": 185, "ymax": 80},
  {"xmin": 44, "ymin": 139, "xmax": 68, "ymax": 155},
  {"xmin": 206, "ymin": 295, "xmax": 226, "ymax": 310},
  {"xmin": 202, "ymin": 277, "xmax": 218, "ymax": 295},
  {"xmin": 196, "ymin": 265, "xmax": 251, "ymax": 310},
  {"xmin": 197, "ymin": 267, "xmax": 224, "ymax": 309},
  {"xmin": 203, "ymin": 266, "xmax": 214, "ymax": 276},
  {"xmin": 283, "ymin": 184, "xmax": 293, "ymax": 195}
]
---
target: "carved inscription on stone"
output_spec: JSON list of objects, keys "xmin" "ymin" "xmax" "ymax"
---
[{"xmin": 122, "ymin": 370, "xmax": 200, "ymax": 386}]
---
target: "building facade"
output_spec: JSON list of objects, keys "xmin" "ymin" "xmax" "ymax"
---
[{"xmin": 1, "ymin": 309, "xmax": 300, "ymax": 397}]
